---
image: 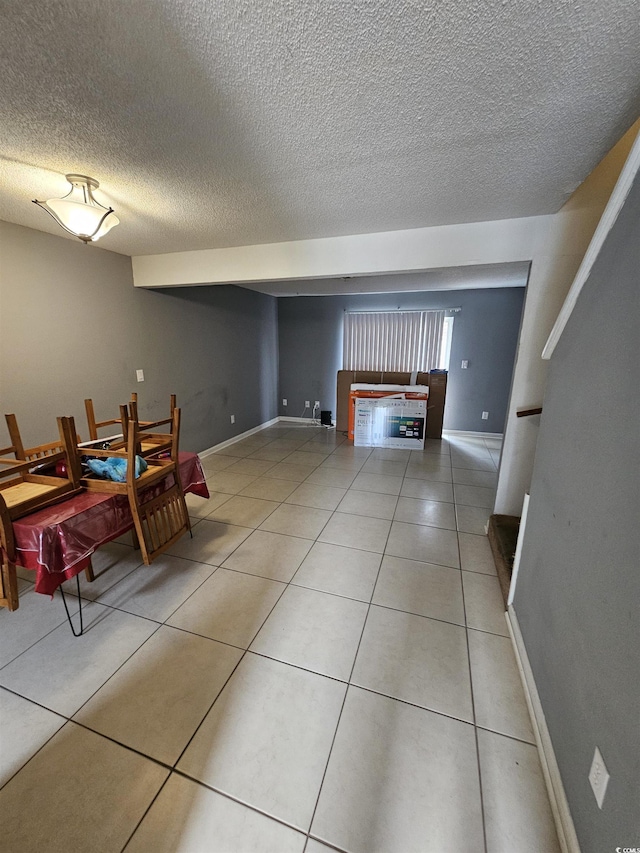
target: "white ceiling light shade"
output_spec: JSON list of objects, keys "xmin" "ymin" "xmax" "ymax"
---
[{"xmin": 33, "ymin": 174, "xmax": 119, "ymax": 243}]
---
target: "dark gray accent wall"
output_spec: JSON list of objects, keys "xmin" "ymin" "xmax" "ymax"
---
[
  {"xmin": 0, "ymin": 222, "xmax": 278, "ymax": 452},
  {"xmin": 514, "ymin": 177, "xmax": 640, "ymax": 851},
  {"xmin": 277, "ymin": 285, "xmax": 525, "ymax": 432}
]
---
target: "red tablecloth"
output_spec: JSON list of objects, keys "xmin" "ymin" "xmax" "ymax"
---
[{"xmin": 12, "ymin": 452, "xmax": 209, "ymax": 595}]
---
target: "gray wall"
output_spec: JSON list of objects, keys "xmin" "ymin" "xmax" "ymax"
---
[
  {"xmin": 277, "ymin": 285, "xmax": 525, "ymax": 432},
  {"xmin": 0, "ymin": 222, "xmax": 278, "ymax": 452},
  {"xmin": 514, "ymin": 177, "xmax": 640, "ymax": 850}
]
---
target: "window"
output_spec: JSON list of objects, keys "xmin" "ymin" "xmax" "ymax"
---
[{"xmin": 343, "ymin": 310, "xmax": 454, "ymax": 372}]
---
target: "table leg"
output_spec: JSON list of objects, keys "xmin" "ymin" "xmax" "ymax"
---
[
  {"xmin": 0, "ymin": 559, "xmax": 19, "ymax": 611},
  {"xmin": 84, "ymin": 559, "xmax": 95, "ymax": 583}
]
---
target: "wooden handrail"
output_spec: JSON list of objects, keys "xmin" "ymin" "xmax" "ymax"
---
[{"xmin": 516, "ymin": 407, "xmax": 543, "ymax": 418}]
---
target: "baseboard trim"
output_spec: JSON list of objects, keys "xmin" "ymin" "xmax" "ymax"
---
[
  {"xmin": 197, "ymin": 417, "xmax": 281, "ymax": 458},
  {"xmin": 197, "ymin": 415, "xmax": 333, "ymax": 457},
  {"xmin": 443, "ymin": 429, "xmax": 503, "ymax": 440},
  {"xmin": 506, "ymin": 606, "xmax": 581, "ymax": 853}
]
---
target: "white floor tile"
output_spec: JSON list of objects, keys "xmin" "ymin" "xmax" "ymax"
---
[
  {"xmin": 126, "ymin": 773, "xmax": 306, "ymax": 853},
  {"xmin": 207, "ymin": 495, "xmax": 281, "ymax": 528},
  {"xmin": 373, "ymin": 555, "xmax": 464, "ymax": 625},
  {"xmin": 360, "ymin": 458, "xmax": 408, "ymax": 477},
  {"xmin": 350, "ymin": 471, "xmax": 403, "ymax": 496},
  {"xmin": 0, "ymin": 721, "xmax": 168, "ymax": 853},
  {"xmin": 0, "ymin": 586, "xmax": 78, "ymax": 669},
  {"xmin": 239, "ymin": 476, "xmax": 298, "ymax": 501},
  {"xmin": 165, "ymin": 518, "xmax": 252, "ymax": 565},
  {"xmin": 0, "ymin": 602, "xmax": 158, "ymax": 716},
  {"xmin": 458, "ymin": 532, "xmax": 497, "ymax": 575},
  {"xmin": 259, "ymin": 503, "xmax": 332, "ymax": 539},
  {"xmin": 222, "ymin": 529, "xmax": 313, "ymax": 582},
  {"xmin": 454, "ymin": 483, "xmax": 496, "ymax": 509},
  {"xmin": 185, "ymin": 490, "xmax": 232, "ymax": 518},
  {"xmin": 285, "ymin": 482, "xmax": 347, "ymax": 510},
  {"xmin": 311, "ymin": 687, "xmax": 483, "ymax": 853},
  {"xmin": 95, "ymin": 554, "xmax": 214, "ymax": 622},
  {"xmin": 400, "ymin": 477, "xmax": 454, "ymax": 502},
  {"xmin": 74, "ymin": 625, "xmax": 242, "ymax": 765},
  {"xmin": 177, "ymin": 654, "xmax": 346, "ymax": 830},
  {"xmin": 393, "ymin": 496, "xmax": 457, "ymax": 529},
  {"xmin": 456, "ymin": 504, "xmax": 491, "ymax": 535},
  {"xmin": 468, "ymin": 629, "xmax": 535, "ymax": 742},
  {"xmin": 292, "ymin": 542, "xmax": 382, "ymax": 602},
  {"xmin": 251, "ymin": 585, "xmax": 368, "ymax": 680},
  {"xmin": 166, "ymin": 568, "xmax": 285, "ymax": 648},
  {"xmin": 205, "ymin": 470, "xmax": 259, "ymax": 494},
  {"xmin": 305, "ymin": 467, "xmax": 357, "ymax": 489},
  {"xmin": 478, "ymin": 728, "xmax": 561, "ymax": 853},
  {"xmin": 264, "ymin": 462, "xmax": 318, "ymax": 482},
  {"xmin": 452, "ymin": 467, "xmax": 498, "ymax": 488},
  {"xmin": 386, "ymin": 521, "xmax": 460, "ymax": 568},
  {"xmin": 0, "ymin": 688, "xmax": 66, "ymax": 786},
  {"xmin": 462, "ymin": 571, "xmax": 508, "ymax": 636},
  {"xmin": 224, "ymin": 457, "xmax": 278, "ymax": 476},
  {"xmin": 319, "ymin": 512, "xmax": 391, "ymax": 553},
  {"xmin": 336, "ymin": 489, "xmax": 398, "ymax": 520},
  {"xmin": 404, "ymin": 464, "xmax": 453, "ymax": 483},
  {"xmin": 352, "ymin": 605, "xmax": 473, "ymax": 721}
]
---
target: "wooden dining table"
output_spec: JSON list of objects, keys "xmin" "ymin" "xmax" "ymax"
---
[{"xmin": 11, "ymin": 451, "xmax": 209, "ymax": 597}]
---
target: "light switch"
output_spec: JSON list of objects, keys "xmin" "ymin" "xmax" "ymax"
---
[
  {"xmin": 461, "ymin": 360, "xmax": 469, "ymax": 369},
  {"xmin": 136, "ymin": 369, "xmax": 144, "ymax": 382}
]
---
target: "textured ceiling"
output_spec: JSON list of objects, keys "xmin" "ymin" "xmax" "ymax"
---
[
  {"xmin": 248, "ymin": 262, "xmax": 531, "ymax": 297},
  {"xmin": 1, "ymin": 0, "xmax": 639, "ymax": 260}
]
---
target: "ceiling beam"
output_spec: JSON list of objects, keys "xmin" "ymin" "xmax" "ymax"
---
[{"xmin": 131, "ymin": 215, "xmax": 554, "ymax": 289}]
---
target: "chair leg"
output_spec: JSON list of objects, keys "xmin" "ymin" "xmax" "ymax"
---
[
  {"xmin": 0, "ymin": 559, "xmax": 20, "ymax": 611},
  {"xmin": 84, "ymin": 559, "xmax": 95, "ymax": 583}
]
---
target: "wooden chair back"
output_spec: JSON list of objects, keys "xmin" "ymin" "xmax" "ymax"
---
[
  {"xmin": 84, "ymin": 396, "xmax": 135, "ymax": 442},
  {"xmin": 0, "ymin": 417, "xmax": 83, "ymax": 612},
  {"xmin": 124, "ymin": 394, "xmax": 178, "ymax": 458},
  {"xmin": 2, "ymin": 413, "xmax": 76, "ymax": 463}
]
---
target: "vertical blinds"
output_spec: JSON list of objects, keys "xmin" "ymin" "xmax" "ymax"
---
[{"xmin": 343, "ymin": 310, "xmax": 446, "ymax": 372}]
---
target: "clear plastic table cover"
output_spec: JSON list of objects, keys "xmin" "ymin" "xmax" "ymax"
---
[{"xmin": 10, "ymin": 452, "xmax": 209, "ymax": 595}]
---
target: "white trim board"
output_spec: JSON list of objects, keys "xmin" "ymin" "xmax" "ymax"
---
[
  {"xmin": 543, "ymin": 128, "xmax": 640, "ymax": 360},
  {"xmin": 197, "ymin": 417, "xmax": 280, "ymax": 458},
  {"xmin": 197, "ymin": 415, "xmax": 334, "ymax": 457},
  {"xmin": 506, "ymin": 606, "xmax": 581, "ymax": 853},
  {"xmin": 443, "ymin": 429, "xmax": 503, "ymax": 440}
]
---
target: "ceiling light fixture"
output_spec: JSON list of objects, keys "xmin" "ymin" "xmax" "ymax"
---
[{"xmin": 33, "ymin": 174, "xmax": 119, "ymax": 243}]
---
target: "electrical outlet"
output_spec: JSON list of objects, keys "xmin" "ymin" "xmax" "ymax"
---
[
  {"xmin": 314, "ymin": 400, "xmax": 320, "ymax": 408},
  {"xmin": 136, "ymin": 369, "xmax": 144, "ymax": 382},
  {"xmin": 230, "ymin": 414, "xmax": 235, "ymax": 424},
  {"xmin": 589, "ymin": 747, "xmax": 610, "ymax": 809},
  {"xmin": 282, "ymin": 398, "xmax": 288, "ymax": 406},
  {"xmin": 461, "ymin": 360, "xmax": 469, "ymax": 369},
  {"xmin": 482, "ymin": 411, "xmax": 489, "ymax": 420},
  {"xmin": 305, "ymin": 400, "xmax": 310, "ymax": 408}
]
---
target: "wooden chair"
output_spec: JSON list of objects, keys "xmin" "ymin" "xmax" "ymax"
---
[
  {"xmin": 84, "ymin": 394, "xmax": 138, "ymax": 442},
  {"xmin": 3, "ymin": 413, "xmax": 77, "ymax": 463},
  {"xmin": 121, "ymin": 395, "xmax": 177, "ymax": 458},
  {"xmin": 85, "ymin": 394, "xmax": 177, "ymax": 458},
  {"xmin": 0, "ymin": 417, "xmax": 82, "ymax": 611},
  {"xmin": 65, "ymin": 407, "xmax": 190, "ymax": 565}
]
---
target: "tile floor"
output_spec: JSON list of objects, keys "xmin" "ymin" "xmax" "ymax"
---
[{"xmin": 0, "ymin": 426, "xmax": 561, "ymax": 853}]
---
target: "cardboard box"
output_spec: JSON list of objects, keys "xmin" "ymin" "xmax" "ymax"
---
[
  {"xmin": 351, "ymin": 385, "xmax": 429, "ymax": 449},
  {"xmin": 354, "ymin": 397, "xmax": 427, "ymax": 449},
  {"xmin": 336, "ymin": 370, "xmax": 447, "ymax": 438}
]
